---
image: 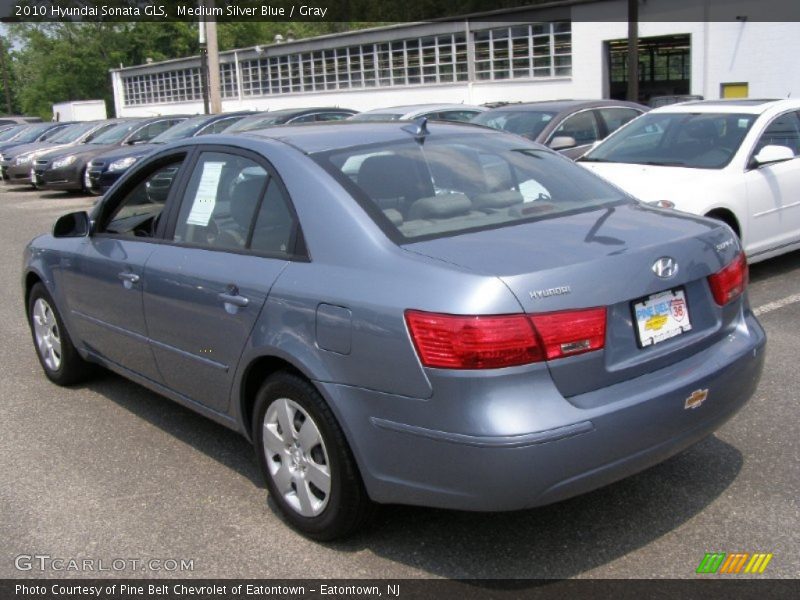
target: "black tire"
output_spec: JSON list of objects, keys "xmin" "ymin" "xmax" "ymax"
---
[
  {"xmin": 27, "ymin": 282, "xmax": 94, "ymax": 386},
  {"xmin": 253, "ymin": 372, "xmax": 372, "ymax": 540}
]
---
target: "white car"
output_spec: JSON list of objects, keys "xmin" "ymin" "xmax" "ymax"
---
[{"xmin": 579, "ymin": 98, "xmax": 800, "ymax": 263}]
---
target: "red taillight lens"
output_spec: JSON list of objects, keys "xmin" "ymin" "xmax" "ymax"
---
[
  {"xmin": 708, "ymin": 252, "xmax": 748, "ymax": 305},
  {"xmin": 530, "ymin": 308, "xmax": 607, "ymax": 360},
  {"xmin": 405, "ymin": 311, "xmax": 543, "ymax": 369},
  {"xmin": 405, "ymin": 307, "xmax": 607, "ymax": 369}
]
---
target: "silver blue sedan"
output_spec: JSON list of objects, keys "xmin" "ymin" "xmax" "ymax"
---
[{"xmin": 23, "ymin": 121, "xmax": 765, "ymax": 540}]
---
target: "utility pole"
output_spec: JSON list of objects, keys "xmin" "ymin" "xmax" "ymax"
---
[
  {"xmin": 199, "ymin": 16, "xmax": 210, "ymax": 114},
  {"xmin": 205, "ymin": 0, "xmax": 222, "ymax": 114},
  {"xmin": 626, "ymin": 0, "xmax": 639, "ymax": 102},
  {"xmin": 0, "ymin": 36, "xmax": 13, "ymax": 115}
]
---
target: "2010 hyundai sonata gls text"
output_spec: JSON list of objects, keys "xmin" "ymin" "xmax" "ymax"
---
[{"xmin": 23, "ymin": 121, "xmax": 766, "ymax": 540}]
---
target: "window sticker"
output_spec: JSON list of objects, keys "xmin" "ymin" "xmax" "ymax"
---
[{"xmin": 186, "ymin": 161, "xmax": 224, "ymax": 226}]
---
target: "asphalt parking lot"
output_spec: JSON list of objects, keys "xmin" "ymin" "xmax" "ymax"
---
[{"xmin": 1, "ymin": 184, "xmax": 798, "ymax": 580}]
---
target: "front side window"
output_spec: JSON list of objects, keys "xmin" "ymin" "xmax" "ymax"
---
[
  {"xmin": 753, "ymin": 111, "xmax": 800, "ymax": 157},
  {"xmin": 318, "ymin": 133, "xmax": 625, "ymax": 242},
  {"xmin": 582, "ymin": 112, "xmax": 758, "ymax": 169},
  {"xmin": 100, "ymin": 159, "xmax": 184, "ymax": 238},
  {"xmin": 550, "ymin": 111, "xmax": 600, "ymax": 146}
]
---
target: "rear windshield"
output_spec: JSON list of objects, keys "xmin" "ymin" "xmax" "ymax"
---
[
  {"xmin": 348, "ymin": 113, "xmax": 404, "ymax": 121},
  {"xmin": 316, "ymin": 133, "xmax": 626, "ymax": 242},
  {"xmin": 472, "ymin": 110, "xmax": 558, "ymax": 140}
]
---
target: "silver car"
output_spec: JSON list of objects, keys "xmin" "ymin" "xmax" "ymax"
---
[{"xmin": 23, "ymin": 121, "xmax": 765, "ymax": 540}]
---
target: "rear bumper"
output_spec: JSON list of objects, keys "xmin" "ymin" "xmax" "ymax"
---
[{"xmin": 319, "ymin": 311, "xmax": 766, "ymax": 511}]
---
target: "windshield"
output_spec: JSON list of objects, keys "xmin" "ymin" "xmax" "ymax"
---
[
  {"xmin": 47, "ymin": 122, "xmax": 99, "ymax": 143},
  {"xmin": 13, "ymin": 123, "xmax": 58, "ymax": 143},
  {"xmin": 0, "ymin": 125, "xmax": 24, "ymax": 141},
  {"xmin": 582, "ymin": 112, "xmax": 758, "ymax": 169},
  {"xmin": 150, "ymin": 116, "xmax": 209, "ymax": 143},
  {"xmin": 348, "ymin": 113, "xmax": 404, "ymax": 121},
  {"xmin": 471, "ymin": 111, "xmax": 558, "ymax": 140},
  {"xmin": 316, "ymin": 133, "xmax": 625, "ymax": 242},
  {"xmin": 89, "ymin": 121, "xmax": 141, "ymax": 144}
]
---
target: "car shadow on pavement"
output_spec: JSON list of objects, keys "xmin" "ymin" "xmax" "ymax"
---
[
  {"xmin": 331, "ymin": 434, "xmax": 743, "ymax": 580},
  {"xmin": 749, "ymin": 248, "xmax": 800, "ymax": 283},
  {"xmin": 84, "ymin": 370, "xmax": 264, "ymax": 488}
]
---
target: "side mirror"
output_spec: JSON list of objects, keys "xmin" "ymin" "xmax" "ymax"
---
[
  {"xmin": 549, "ymin": 135, "xmax": 577, "ymax": 151},
  {"xmin": 53, "ymin": 211, "xmax": 90, "ymax": 238},
  {"xmin": 752, "ymin": 144, "xmax": 794, "ymax": 167}
]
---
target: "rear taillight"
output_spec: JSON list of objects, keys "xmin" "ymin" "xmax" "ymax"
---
[
  {"xmin": 405, "ymin": 308, "xmax": 606, "ymax": 370},
  {"xmin": 530, "ymin": 308, "xmax": 607, "ymax": 360},
  {"xmin": 708, "ymin": 252, "xmax": 748, "ymax": 305}
]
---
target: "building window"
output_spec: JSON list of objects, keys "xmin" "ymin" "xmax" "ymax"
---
[
  {"xmin": 474, "ymin": 22, "xmax": 571, "ymax": 81},
  {"xmin": 121, "ymin": 22, "xmax": 570, "ymax": 107}
]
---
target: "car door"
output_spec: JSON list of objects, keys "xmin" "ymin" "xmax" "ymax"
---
[
  {"xmin": 743, "ymin": 110, "xmax": 800, "ymax": 256},
  {"xmin": 143, "ymin": 148, "xmax": 300, "ymax": 412},
  {"xmin": 64, "ymin": 153, "xmax": 190, "ymax": 381},
  {"xmin": 595, "ymin": 106, "xmax": 643, "ymax": 137}
]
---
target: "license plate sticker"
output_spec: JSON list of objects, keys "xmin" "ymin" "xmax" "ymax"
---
[{"xmin": 633, "ymin": 288, "xmax": 692, "ymax": 347}]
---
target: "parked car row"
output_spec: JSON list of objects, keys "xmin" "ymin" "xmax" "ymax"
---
[{"xmin": 2, "ymin": 100, "xmax": 649, "ymax": 197}]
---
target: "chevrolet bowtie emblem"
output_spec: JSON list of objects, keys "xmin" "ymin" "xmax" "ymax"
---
[{"xmin": 685, "ymin": 389, "xmax": 709, "ymax": 410}]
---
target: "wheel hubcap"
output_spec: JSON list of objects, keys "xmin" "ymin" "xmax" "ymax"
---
[
  {"xmin": 32, "ymin": 298, "xmax": 62, "ymax": 371},
  {"xmin": 262, "ymin": 397, "xmax": 331, "ymax": 517}
]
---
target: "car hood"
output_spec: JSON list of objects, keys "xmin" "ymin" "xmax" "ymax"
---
[
  {"xmin": 41, "ymin": 143, "xmax": 116, "ymax": 163},
  {"xmin": 91, "ymin": 144, "xmax": 156, "ymax": 164},
  {"xmin": 404, "ymin": 201, "xmax": 733, "ymax": 313},
  {"xmin": 579, "ymin": 162, "xmax": 730, "ymax": 203},
  {"xmin": 1, "ymin": 141, "xmax": 64, "ymax": 159}
]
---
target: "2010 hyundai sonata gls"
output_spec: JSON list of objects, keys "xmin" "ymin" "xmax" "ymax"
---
[{"xmin": 23, "ymin": 121, "xmax": 765, "ymax": 540}]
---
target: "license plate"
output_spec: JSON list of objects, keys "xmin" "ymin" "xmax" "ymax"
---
[{"xmin": 633, "ymin": 288, "xmax": 692, "ymax": 347}]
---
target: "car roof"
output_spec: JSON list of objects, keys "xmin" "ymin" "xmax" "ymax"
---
[
  {"xmin": 650, "ymin": 98, "xmax": 800, "ymax": 114},
  {"xmin": 240, "ymin": 120, "xmax": 501, "ymax": 154},
  {"xmin": 484, "ymin": 99, "xmax": 646, "ymax": 112},
  {"xmin": 360, "ymin": 104, "xmax": 486, "ymax": 116}
]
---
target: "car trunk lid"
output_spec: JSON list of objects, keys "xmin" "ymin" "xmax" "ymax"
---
[{"xmin": 404, "ymin": 202, "xmax": 744, "ymax": 398}]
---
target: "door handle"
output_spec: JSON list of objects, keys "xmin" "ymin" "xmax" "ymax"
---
[
  {"xmin": 218, "ymin": 292, "xmax": 249, "ymax": 308},
  {"xmin": 117, "ymin": 272, "xmax": 140, "ymax": 289}
]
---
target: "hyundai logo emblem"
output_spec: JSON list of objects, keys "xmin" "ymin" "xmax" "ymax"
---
[{"xmin": 652, "ymin": 257, "xmax": 678, "ymax": 279}]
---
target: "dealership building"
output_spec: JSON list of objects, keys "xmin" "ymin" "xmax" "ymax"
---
[{"xmin": 110, "ymin": 0, "xmax": 800, "ymax": 117}]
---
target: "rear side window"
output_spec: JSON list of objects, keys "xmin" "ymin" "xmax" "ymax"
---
[
  {"xmin": 171, "ymin": 151, "xmax": 297, "ymax": 256},
  {"xmin": 173, "ymin": 152, "xmax": 268, "ymax": 251},
  {"xmin": 597, "ymin": 107, "xmax": 642, "ymax": 134},
  {"xmin": 318, "ymin": 134, "xmax": 625, "ymax": 242}
]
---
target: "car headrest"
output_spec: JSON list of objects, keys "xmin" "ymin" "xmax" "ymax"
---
[
  {"xmin": 358, "ymin": 154, "xmax": 429, "ymax": 201},
  {"xmin": 472, "ymin": 190, "xmax": 524, "ymax": 210},
  {"xmin": 407, "ymin": 193, "xmax": 472, "ymax": 221},
  {"xmin": 230, "ymin": 176, "xmax": 266, "ymax": 228}
]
